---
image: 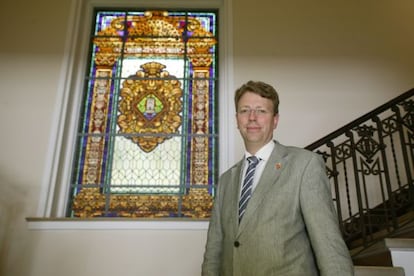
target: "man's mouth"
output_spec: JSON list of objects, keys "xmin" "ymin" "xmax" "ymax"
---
[{"xmin": 246, "ymin": 126, "xmax": 260, "ymax": 132}]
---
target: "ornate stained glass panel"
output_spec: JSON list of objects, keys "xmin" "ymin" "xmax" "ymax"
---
[{"xmin": 67, "ymin": 9, "xmax": 218, "ymax": 218}]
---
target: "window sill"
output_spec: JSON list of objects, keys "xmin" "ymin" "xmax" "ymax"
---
[{"xmin": 26, "ymin": 217, "xmax": 210, "ymax": 230}]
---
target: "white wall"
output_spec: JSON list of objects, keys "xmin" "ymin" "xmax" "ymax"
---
[
  {"xmin": 231, "ymin": 0, "xmax": 414, "ymax": 160},
  {"xmin": 1, "ymin": 0, "xmax": 414, "ymax": 275},
  {"xmin": 25, "ymin": 227, "xmax": 207, "ymax": 276},
  {"xmin": 0, "ymin": 0, "xmax": 73, "ymax": 275}
]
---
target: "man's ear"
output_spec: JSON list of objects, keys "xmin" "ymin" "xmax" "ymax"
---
[{"xmin": 273, "ymin": 113, "xmax": 279, "ymax": 129}]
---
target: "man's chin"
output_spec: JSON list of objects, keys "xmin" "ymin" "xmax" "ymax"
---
[
  {"xmin": 245, "ymin": 138, "xmax": 264, "ymax": 146},
  {"xmin": 246, "ymin": 133, "xmax": 262, "ymax": 140}
]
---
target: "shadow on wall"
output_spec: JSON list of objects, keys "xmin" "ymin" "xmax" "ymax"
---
[{"xmin": 0, "ymin": 171, "xmax": 29, "ymax": 276}]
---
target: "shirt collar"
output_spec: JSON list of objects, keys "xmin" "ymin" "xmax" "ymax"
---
[{"xmin": 244, "ymin": 140, "xmax": 275, "ymax": 162}]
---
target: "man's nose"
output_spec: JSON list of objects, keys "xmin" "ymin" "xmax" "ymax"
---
[{"xmin": 248, "ymin": 110, "xmax": 258, "ymax": 120}]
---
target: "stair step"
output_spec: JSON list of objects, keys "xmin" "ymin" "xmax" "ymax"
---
[
  {"xmin": 385, "ymin": 238, "xmax": 414, "ymax": 276},
  {"xmin": 351, "ymin": 213, "xmax": 414, "ymax": 266},
  {"xmin": 352, "ymin": 240, "xmax": 393, "ymax": 266},
  {"xmin": 385, "ymin": 238, "xmax": 414, "ymax": 249},
  {"xmin": 354, "ymin": 266, "xmax": 405, "ymax": 276}
]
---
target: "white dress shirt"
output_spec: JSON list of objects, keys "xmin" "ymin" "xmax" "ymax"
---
[{"xmin": 240, "ymin": 140, "xmax": 275, "ymax": 195}]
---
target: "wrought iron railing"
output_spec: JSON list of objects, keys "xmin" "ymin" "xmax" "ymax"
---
[{"xmin": 305, "ymin": 88, "xmax": 414, "ymax": 252}]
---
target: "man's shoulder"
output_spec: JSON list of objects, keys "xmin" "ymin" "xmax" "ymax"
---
[
  {"xmin": 275, "ymin": 142, "xmax": 322, "ymax": 163},
  {"xmin": 276, "ymin": 142, "xmax": 315, "ymax": 156}
]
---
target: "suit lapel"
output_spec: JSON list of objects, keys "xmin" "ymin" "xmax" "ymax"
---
[
  {"xmin": 237, "ymin": 142, "xmax": 289, "ymax": 234},
  {"xmin": 229, "ymin": 161, "xmax": 244, "ymax": 232}
]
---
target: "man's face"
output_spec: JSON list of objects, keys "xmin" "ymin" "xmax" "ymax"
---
[{"xmin": 236, "ymin": 92, "xmax": 279, "ymax": 153}]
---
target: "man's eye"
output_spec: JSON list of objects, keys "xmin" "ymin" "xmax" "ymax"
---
[{"xmin": 256, "ymin": 109, "xmax": 267, "ymax": 114}]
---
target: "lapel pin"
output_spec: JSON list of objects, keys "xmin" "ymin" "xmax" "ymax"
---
[{"xmin": 275, "ymin": 163, "xmax": 282, "ymax": 170}]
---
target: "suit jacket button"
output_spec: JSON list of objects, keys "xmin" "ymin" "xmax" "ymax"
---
[{"xmin": 234, "ymin": 241, "xmax": 240, "ymax": 247}]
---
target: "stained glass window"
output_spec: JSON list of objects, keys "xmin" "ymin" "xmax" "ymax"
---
[{"xmin": 67, "ymin": 9, "xmax": 218, "ymax": 218}]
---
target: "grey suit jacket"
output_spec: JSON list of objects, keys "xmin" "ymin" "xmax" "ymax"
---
[{"xmin": 202, "ymin": 142, "xmax": 354, "ymax": 276}]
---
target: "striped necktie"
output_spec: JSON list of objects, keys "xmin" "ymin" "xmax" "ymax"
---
[{"xmin": 239, "ymin": 156, "xmax": 260, "ymax": 222}]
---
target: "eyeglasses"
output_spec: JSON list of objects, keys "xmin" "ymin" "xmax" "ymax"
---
[{"xmin": 237, "ymin": 108, "xmax": 271, "ymax": 116}]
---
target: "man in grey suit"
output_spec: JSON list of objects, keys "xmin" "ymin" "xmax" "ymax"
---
[{"xmin": 202, "ymin": 81, "xmax": 354, "ymax": 275}]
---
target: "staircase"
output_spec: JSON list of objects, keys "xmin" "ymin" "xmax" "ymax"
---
[
  {"xmin": 351, "ymin": 211, "xmax": 414, "ymax": 265},
  {"xmin": 351, "ymin": 212, "xmax": 414, "ymax": 275},
  {"xmin": 305, "ymin": 88, "xmax": 414, "ymax": 275}
]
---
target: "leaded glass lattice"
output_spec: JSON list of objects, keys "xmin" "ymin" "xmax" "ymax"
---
[{"xmin": 67, "ymin": 10, "xmax": 218, "ymax": 218}]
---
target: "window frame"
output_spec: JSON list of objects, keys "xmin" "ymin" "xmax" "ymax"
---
[{"xmin": 35, "ymin": 0, "xmax": 235, "ymax": 226}]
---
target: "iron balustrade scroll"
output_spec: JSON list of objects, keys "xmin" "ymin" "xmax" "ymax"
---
[{"xmin": 305, "ymin": 88, "xmax": 414, "ymax": 251}]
